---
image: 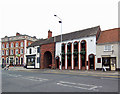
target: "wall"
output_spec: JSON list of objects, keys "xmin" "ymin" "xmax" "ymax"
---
[{"xmin": 40, "ymin": 43, "xmax": 55, "ymax": 69}]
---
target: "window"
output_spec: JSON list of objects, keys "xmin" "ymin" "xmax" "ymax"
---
[
  {"xmin": 28, "ymin": 42, "xmax": 31, "ymax": 46},
  {"xmin": 6, "ymin": 50, "xmax": 9, "ymax": 55},
  {"xmin": 11, "ymin": 43, "xmax": 14, "ymax": 48},
  {"xmin": 29, "ymin": 48, "xmax": 32, "ymax": 54},
  {"xmin": 16, "ymin": 43, "xmax": 18, "ymax": 47},
  {"xmin": 11, "ymin": 50, "xmax": 13, "ymax": 55},
  {"xmin": 104, "ymin": 45, "xmax": 112, "ymax": 51},
  {"xmin": 16, "ymin": 49, "xmax": 18, "ymax": 54},
  {"xmin": 97, "ymin": 58, "xmax": 101, "ymax": 63},
  {"xmin": 2, "ymin": 50, "xmax": 4, "ymax": 55},
  {"xmin": 2, "ymin": 44, "xmax": 5, "ymax": 48},
  {"xmin": 21, "ymin": 49, "xmax": 23, "ymax": 54},
  {"xmin": 6, "ymin": 43, "xmax": 9, "ymax": 48},
  {"xmin": 37, "ymin": 57, "xmax": 40, "ymax": 63},
  {"xmin": 21, "ymin": 42, "xmax": 23, "ymax": 47},
  {"xmin": 37, "ymin": 47, "xmax": 40, "ymax": 53}
]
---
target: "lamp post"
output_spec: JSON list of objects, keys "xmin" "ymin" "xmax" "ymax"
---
[{"xmin": 54, "ymin": 15, "xmax": 62, "ymax": 70}]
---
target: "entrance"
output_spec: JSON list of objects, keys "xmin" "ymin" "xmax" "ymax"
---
[
  {"xmin": 89, "ymin": 54, "xmax": 95, "ymax": 69},
  {"xmin": 56, "ymin": 56, "xmax": 59, "ymax": 69},
  {"xmin": 10, "ymin": 58, "xmax": 14, "ymax": 66},
  {"xmin": 44, "ymin": 51, "xmax": 52, "ymax": 68},
  {"xmin": 110, "ymin": 57, "xmax": 116, "ymax": 71}
]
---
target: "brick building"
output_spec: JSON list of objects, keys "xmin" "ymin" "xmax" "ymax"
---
[{"xmin": 1, "ymin": 32, "xmax": 38, "ymax": 67}]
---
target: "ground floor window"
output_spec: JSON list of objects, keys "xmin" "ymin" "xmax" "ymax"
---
[
  {"xmin": 27, "ymin": 56, "xmax": 35, "ymax": 66},
  {"xmin": 102, "ymin": 57, "xmax": 110, "ymax": 66}
]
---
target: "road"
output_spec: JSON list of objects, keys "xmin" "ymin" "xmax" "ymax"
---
[{"xmin": 2, "ymin": 69, "xmax": 119, "ymax": 92}]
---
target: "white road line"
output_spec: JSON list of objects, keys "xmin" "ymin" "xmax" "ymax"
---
[{"xmin": 57, "ymin": 81, "xmax": 102, "ymax": 91}]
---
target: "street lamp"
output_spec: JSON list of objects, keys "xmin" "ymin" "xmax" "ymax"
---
[{"xmin": 54, "ymin": 15, "xmax": 62, "ymax": 70}]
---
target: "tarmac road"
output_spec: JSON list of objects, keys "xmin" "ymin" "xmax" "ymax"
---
[{"xmin": 2, "ymin": 69, "xmax": 119, "ymax": 93}]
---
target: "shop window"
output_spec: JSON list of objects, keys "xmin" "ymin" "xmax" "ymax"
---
[
  {"xmin": 97, "ymin": 58, "xmax": 101, "ymax": 63},
  {"xmin": 102, "ymin": 57, "xmax": 110, "ymax": 66}
]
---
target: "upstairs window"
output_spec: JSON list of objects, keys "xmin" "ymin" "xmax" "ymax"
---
[
  {"xmin": 2, "ymin": 50, "xmax": 4, "ymax": 55},
  {"xmin": 11, "ymin": 43, "xmax": 14, "ymax": 48},
  {"xmin": 2, "ymin": 44, "xmax": 5, "ymax": 48},
  {"xmin": 16, "ymin": 49, "xmax": 18, "ymax": 54},
  {"xmin": 16, "ymin": 43, "xmax": 18, "ymax": 47},
  {"xmin": 29, "ymin": 48, "xmax": 32, "ymax": 54},
  {"xmin": 28, "ymin": 42, "xmax": 31, "ymax": 46},
  {"xmin": 21, "ymin": 49, "xmax": 23, "ymax": 54},
  {"xmin": 6, "ymin": 43, "xmax": 9, "ymax": 48},
  {"xmin": 6, "ymin": 50, "xmax": 9, "ymax": 55},
  {"xmin": 21, "ymin": 42, "xmax": 23, "ymax": 47},
  {"xmin": 104, "ymin": 45, "xmax": 112, "ymax": 51},
  {"xmin": 11, "ymin": 50, "xmax": 14, "ymax": 55},
  {"xmin": 37, "ymin": 47, "xmax": 40, "ymax": 53}
]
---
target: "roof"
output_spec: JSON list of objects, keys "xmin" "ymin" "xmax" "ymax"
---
[
  {"xmin": 28, "ymin": 26, "xmax": 100, "ymax": 47},
  {"xmin": 97, "ymin": 28, "xmax": 120, "ymax": 44}
]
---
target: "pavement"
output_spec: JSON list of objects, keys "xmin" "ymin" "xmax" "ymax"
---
[{"xmin": 4, "ymin": 66, "xmax": 120, "ymax": 79}]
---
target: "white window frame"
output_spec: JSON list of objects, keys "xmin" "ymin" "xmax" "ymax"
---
[
  {"xmin": 11, "ymin": 43, "xmax": 14, "ymax": 48},
  {"xmin": 2, "ymin": 50, "xmax": 4, "ymax": 55},
  {"xmin": 16, "ymin": 49, "xmax": 18, "ymax": 54},
  {"xmin": 21, "ymin": 42, "xmax": 23, "ymax": 47},
  {"xmin": 16, "ymin": 43, "xmax": 18, "ymax": 47},
  {"xmin": 6, "ymin": 43, "xmax": 9, "ymax": 48},
  {"xmin": 104, "ymin": 45, "xmax": 112, "ymax": 51},
  {"xmin": 6, "ymin": 50, "xmax": 9, "ymax": 55},
  {"xmin": 2, "ymin": 44, "xmax": 5, "ymax": 48},
  {"xmin": 11, "ymin": 49, "xmax": 14, "ymax": 55},
  {"xmin": 21, "ymin": 49, "xmax": 23, "ymax": 54}
]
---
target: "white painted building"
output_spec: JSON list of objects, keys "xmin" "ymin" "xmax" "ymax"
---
[
  {"xmin": 55, "ymin": 26, "xmax": 101, "ymax": 70},
  {"xmin": 26, "ymin": 39, "xmax": 44, "ymax": 68}
]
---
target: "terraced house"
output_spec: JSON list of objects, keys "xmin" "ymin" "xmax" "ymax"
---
[
  {"xmin": 1, "ymin": 32, "xmax": 38, "ymax": 67},
  {"xmin": 96, "ymin": 28, "xmax": 120, "ymax": 71}
]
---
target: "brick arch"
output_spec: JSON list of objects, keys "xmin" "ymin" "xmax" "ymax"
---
[{"xmin": 40, "ymin": 43, "xmax": 55, "ymax": 69}]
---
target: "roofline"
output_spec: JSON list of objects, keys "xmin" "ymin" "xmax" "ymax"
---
[{"xmin": 102, "ymin": 27, "xmax": 120, "ymax": 32}]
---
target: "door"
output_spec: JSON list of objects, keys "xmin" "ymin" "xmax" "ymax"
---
[
  {"xmin": 110, "ymin": 58, "xmax": 116, "ymax": 71},
  {"xmin": 89, "ymin": 54, "xmax": 95, "ymax": 69}
]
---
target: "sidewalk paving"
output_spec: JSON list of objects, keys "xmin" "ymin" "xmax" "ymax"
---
[{"xmin": 6, "ymin": 66, "xmax": 120, "ymax": 77}]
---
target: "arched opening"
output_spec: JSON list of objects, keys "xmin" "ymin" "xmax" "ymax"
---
[
  {"xmin": 61, "ymin": 43, "xmax": 65, "ymax": 69},
  {"xmin": 80, "ymin": 40, "xmax": 86, "ymax": 70},
  {"xmin": 67, "ymin": 43, "xmax": 72, "ymax": 69},
  {"xmin": 73, "ymin": 42, "xmax": 79, "ymax": 69},
  {"xmin": 56, "ymin": 56, "xmax": 60, "ymax": 69},
  {"xmin": 44, "ymin": 51, "xmax": 52, "ymax": 69},
  {"xmin": 89, "ymin": 54, "xmax": 95, "ymax": 70}
]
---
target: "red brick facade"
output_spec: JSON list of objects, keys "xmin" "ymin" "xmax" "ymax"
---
[{"xmin": 40, "ymin": 43, "xmax": 55, "ymax": 69}]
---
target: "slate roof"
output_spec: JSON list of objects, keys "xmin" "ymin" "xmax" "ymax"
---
[
  {"xmin": 28, "ymin": 26, "xmax": 100, "ymax": 47},
  {"xmin": 97, "ymin": 28, "xmax": 120, "ymax": 44}
]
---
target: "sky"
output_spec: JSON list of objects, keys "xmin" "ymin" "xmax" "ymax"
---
[{"xmin": 0, "ymin": 0, "xmax": 119, "ymax": 40}]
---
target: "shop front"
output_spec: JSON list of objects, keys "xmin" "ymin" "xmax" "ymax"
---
[{"xmin": 26, "ymin": 55, "xmax": 36, "ymax": 68}]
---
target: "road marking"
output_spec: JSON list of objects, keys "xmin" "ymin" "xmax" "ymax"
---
[{"xmin": 57, "ymin": 81, "xmax": 102, "ymax": 91}]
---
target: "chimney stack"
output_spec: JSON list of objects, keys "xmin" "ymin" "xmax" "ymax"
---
[
  {"xmin": 48, "ymin": 30, "xmax": 52, "ymax": 39},
  {"xmin": 16, "ymin": 32, "xmax": 20, "ymax": 36}
]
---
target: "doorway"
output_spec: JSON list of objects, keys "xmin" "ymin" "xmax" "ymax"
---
[
  {"xmin": 56, "ymin": 56, "xmax": 59, "ymax": 69},
  {"xmin": 44, "ymin": 51, "xmax": 52, "ymax": 68},
  {"xmin": 89, "ymin": 54, "xmax": 95, "ymax": 70}
]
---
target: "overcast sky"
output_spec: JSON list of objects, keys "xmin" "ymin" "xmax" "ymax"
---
[{"xmin": 0, "ymin": 0, "xmax": 119, "ymax": 40}]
